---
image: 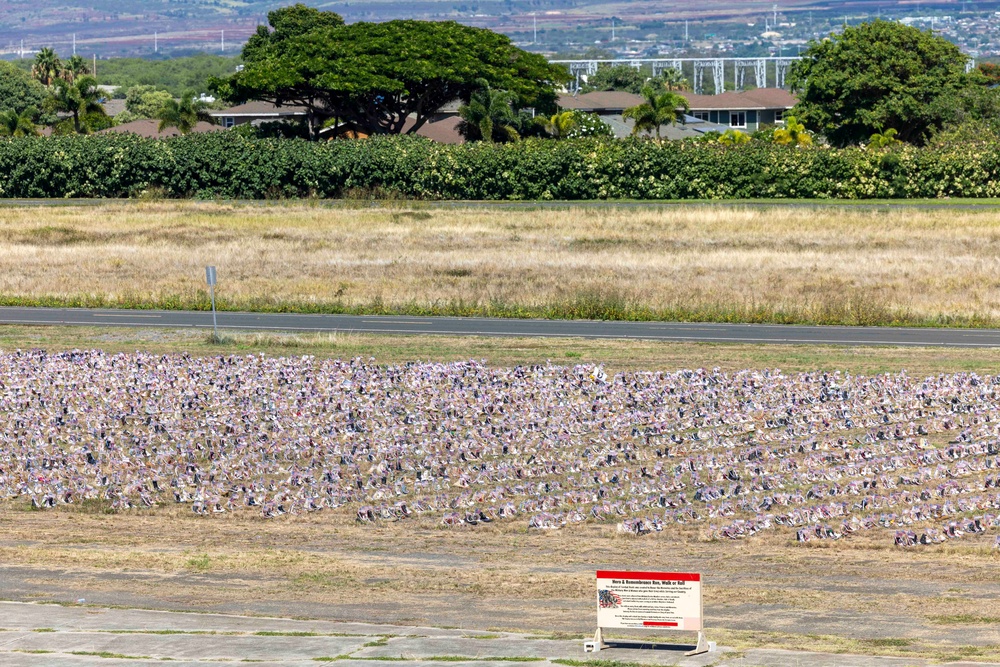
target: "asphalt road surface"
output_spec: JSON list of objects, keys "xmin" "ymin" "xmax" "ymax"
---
[{"xmin": 4, "ymin": 306, "xmax": 1000, "ymax": 347}]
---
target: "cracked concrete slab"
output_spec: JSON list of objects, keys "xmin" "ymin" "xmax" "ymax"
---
[{"xmin": 0, "ymin": 601, "xmax": 993, "ymax": 667}]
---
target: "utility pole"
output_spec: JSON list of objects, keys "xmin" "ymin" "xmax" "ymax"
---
[
  {"xmin": 154, "ymin": 31, "xmax": 158, "ymax": 53},
  {"xmin": 773, "ymin": 4, "xmax": 778, "ymax": 27},
  {"xmin": 533, "ymin": 14, "xmax": 537, "ymax": 44},
  {"xmin": 685, "ymin": 20, "xmax": 689, "ymax": 42},
  {"xmin": 611, "ymin": 18, "xmax": 615, "ymax": 42},
  {"xmin": 72, "ymin": 33, "xmax": 76, "ymax": 56}
]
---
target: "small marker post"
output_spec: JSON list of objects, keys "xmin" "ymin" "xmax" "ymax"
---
[{"xmin": 205, "ymin": 266, "xmax": 218, "ymax": 340}]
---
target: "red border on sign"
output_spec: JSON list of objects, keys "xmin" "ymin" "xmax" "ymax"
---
[
  {"xmin": 642, "ymin": 621, "xmax": 679, "ymax": 627},
  {"xmin": 596, "ymin": 571, "xmax": 701, "ymax": 582}
]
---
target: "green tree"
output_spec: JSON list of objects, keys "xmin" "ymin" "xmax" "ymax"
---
[
  {"xmin": 565, "ymin": 111, "xmax": 614, "ymax": 138},
  {"xmin": 649, "ymin": 68, "xmax": 690, "ymax": 92},
  {"xmin": 0, "ymin": 62, "xmax": 47, "ymax": 114},
  {"xmin": 868, "ymin": 127, "xmax": 901, "ymax": 149},
  {"xmin": 772, "ymin": 115, "xmax": 813, "ymax": 146},
  {"xmin": 621, "ymin": 85, "xmax": 689, "ymax": 139},
  {"xmin": 45, "ymin": 76, "xmax": 107, "ymax": 134},
  {"xmin": 156, "ymin": 91, "xmax": 215, "ymax": 134},
  {"xmin": 458, "ymin": 82, "xmax": 519, "ymax": 143},
  {"xmin": 125, "ymin": 85, "xmax": 174, "ymax": 118},
  {"xmin": 543, "ymin": 110, "xmax": 577, "ymax": 138},
  {"xmin": 0, "ymin": 107, "xmax": 39, "ymax": 137},
  {"xmin": 32, "ymin": 47, "xmax": 61, "ymax": 86},
  {"xmin": 212, "ymin": 19, "xmax": 568, "ymax": 139},
  {"xmin": 718, "ymin": 129, "xmax": 751, "ymax": 145},
  {"xmin": 788, "ymin": 20, "xmax": 973, "ymax": 146},
  {"xmin": 977, "ymin": 62, "xmax": 1000, "ymax": 85},
  {"xmin": 242, "ymin": 3, "xmax": 345, "ymax": 62},
  {"xmin": 586, "ymin": 65, "xmax": 645, "ymax": 94},
  {"xmin": 62, "ymin": 54, "xmax": 90, "ymax": 83},
  {"xmin": 87, "ymin": 55, "xmax": 241, "ymax": 97}
]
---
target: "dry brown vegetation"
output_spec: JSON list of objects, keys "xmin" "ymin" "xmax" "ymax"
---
[
  {"xmin": 4, "ymin": 201, "xmax": 1000, "ymax": 325},
  {"xmin": 5, "ymin": 508, "xmax": 1000, "ymax": 662}
]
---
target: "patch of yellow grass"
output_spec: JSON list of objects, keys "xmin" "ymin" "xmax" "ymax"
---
[{"xmin": 3, "ymin": 202, "xmax": 1000, "ymax": 323}]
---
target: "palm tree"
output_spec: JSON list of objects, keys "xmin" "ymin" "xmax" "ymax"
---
[
  {"xmin": 773, "ymin": 115, "xmax": 813, "ymax": 147},
  {"xmin": 718, "ymin": 129, "xmax": 751, "ymax": 146},
  {"xmin": 0, "ymin": 107, "xmax": 39, "ymax": 137},
  {"xmin": 621, "ymin": 85, "xmax": 689, "ymax": 140},
  {"xmin": 62, "ymin": 54, "xmax": 91, "ymax": 83},
  {"xmin": 658, "ymin": 68, "xmax": 691, "ymax": 92},
  {"xmin": 868, "ymin": 127, "xmax": 900, "ymax": 149},
  {"xmin": 155, "ymin": 91, "xmax": 215, "ymax": 135},
  {"xmin": 31, "ymin": 47, "xmax": 62, "ymax": 86},
  {"xmin": 45, "ymin": 76, "xmax": 106, "ymax": 134},
  {"xmin": 543, "ymin": 111, "xmax": 578, "ymax": 139},
  {"xmin": 457, "ymin": 82, "xmax": 520, "ymax": 143}
]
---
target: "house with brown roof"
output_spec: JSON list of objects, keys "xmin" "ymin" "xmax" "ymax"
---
[
  {"xmin": 97, "ymin": 119, "xmax": 224, "ymax": 139},
  {"xmin": 208, "ymin": 101, "xmax": 309, "ymax": 129},
  {"xmin": 556, "ymin": 91, "xmax": 731, "ymax": 140},
  {"xmin": 678, "ymin": 89, "xmax": 797, "ymax": 132}
]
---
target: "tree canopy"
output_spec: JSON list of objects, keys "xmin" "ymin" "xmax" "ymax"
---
[
  {"xmin": 0, "ymin": 62, "xmax": 47, "ymax": 115},
  {"xmin": 788, "ymin": 20, "xmax": 974, "ymax": 146},
  {"xmin": 586, "ymin": 65, "xmax": 645, "ymax": 94},
  {"xmin": 125, "ymin": 85, "xmax": 174, "ymax": 119},
  {"xmin": 212, "ymin": 14, "xmax": 568, "ymax": 138}
]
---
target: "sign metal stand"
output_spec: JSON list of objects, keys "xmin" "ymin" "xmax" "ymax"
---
[
  {"xmin": 584, "ymin": 570, "xmax": 710, "ymax": 656},
  {"xmin": 205, "ymin": 266, "xmax": 218, "ymax": 340}
]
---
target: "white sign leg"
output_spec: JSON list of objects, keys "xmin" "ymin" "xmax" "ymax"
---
[
  {"xmin": 685, "ymin": 631, "xmax": 710, "ymax": 656},
  {"xmin": 583, "ymin": 627, "xmax": 607, "ymax": 652}
]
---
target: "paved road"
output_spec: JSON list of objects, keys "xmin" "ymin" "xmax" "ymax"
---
[{"xmin": 3, "ymin": 306, "xmax": 1000, "ymax": 347}]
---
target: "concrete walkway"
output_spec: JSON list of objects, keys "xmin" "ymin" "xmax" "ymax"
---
[{"xmin": 0, "ymin": 601, "xmax": 989, "ymax": 667}]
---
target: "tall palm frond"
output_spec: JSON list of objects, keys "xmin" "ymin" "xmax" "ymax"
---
[
  {"xmin": 543, "ymin": 111, "xmax": 577, "ymax": 139},
  {"xmin": 622, "ymin": 86, "xmax": 689, "ymax": 140},
  {"xmin": 156, "ymin": 91, "xmax": 215, "ymax": 135},
  {"xmin": 45, "ymin": 75, "xmax": 106, "ymax": 134},
  {"xmin": 458, "ymin": 81, "xmax": 520, "ymax": 143},
  {"xmin": 32, "ymin": 47, "xmax": 61, "ymax": 86},
  {"xmin": 0, "ymin": 107, "xmax": 39, "ymax": 137}
]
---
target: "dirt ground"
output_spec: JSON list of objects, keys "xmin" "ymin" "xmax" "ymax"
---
[{"xmin": 3, "ymin": 508, "xmax": 1000, "ymax": 662}]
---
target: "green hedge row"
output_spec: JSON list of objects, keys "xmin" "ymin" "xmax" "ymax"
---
[{"xmin": 2, "ymin": 133, "xmax": 1000, "ymax": 199}]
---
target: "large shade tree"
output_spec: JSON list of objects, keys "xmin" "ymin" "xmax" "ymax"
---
[
  {"xmin": 212, "ymin": 12, "xmax": 568, "ymax": 139},
  {"xmin": 788, "ymin": 20, "xmax": 974, "ymax": 146},
  {"xmin": 0, "ymin": 62, "xmax": 47, "ymax": 114}
]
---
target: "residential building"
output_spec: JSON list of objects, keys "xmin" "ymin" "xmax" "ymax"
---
[
  {"xmin": 678, "ymin": 89, "xmax": 797, "ymax": 132},
  {"xmin": 208, "ymin": 101, "xmax": 309, "ymax": 129},
  {"xmin": 556, "ymin": 91, "xmax": 731, "ymax": 139}
]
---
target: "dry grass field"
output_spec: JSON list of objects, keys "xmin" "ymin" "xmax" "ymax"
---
[
  {"xmin": 3, "ymin": 201, "xmax": 1000, "ymax": 326},
  {"xmin": 10, "ymin": 202, "xmax": 1000, "ymax": 662},
  {"xmin": 1, "ymin": 329, "xmax": 1000, "ymax": 661}
]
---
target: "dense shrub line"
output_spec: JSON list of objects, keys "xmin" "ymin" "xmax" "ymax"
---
[{"xmin": 2, "ymin": 133, "xmax": 1000, "ymax": 199}]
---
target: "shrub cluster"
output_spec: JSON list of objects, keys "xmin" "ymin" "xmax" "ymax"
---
[{"xmin": 2, "ymin": 133, "xmax": 1000, "ymax": 199}]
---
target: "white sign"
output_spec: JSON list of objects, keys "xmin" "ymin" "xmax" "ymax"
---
[
  {"xmin": 596, "ymin": 570, "xmax": 703, "ymax": 631},
  {"xmin": 205, "ymin": 266, "xmax": 217, "ymax": 286}
]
